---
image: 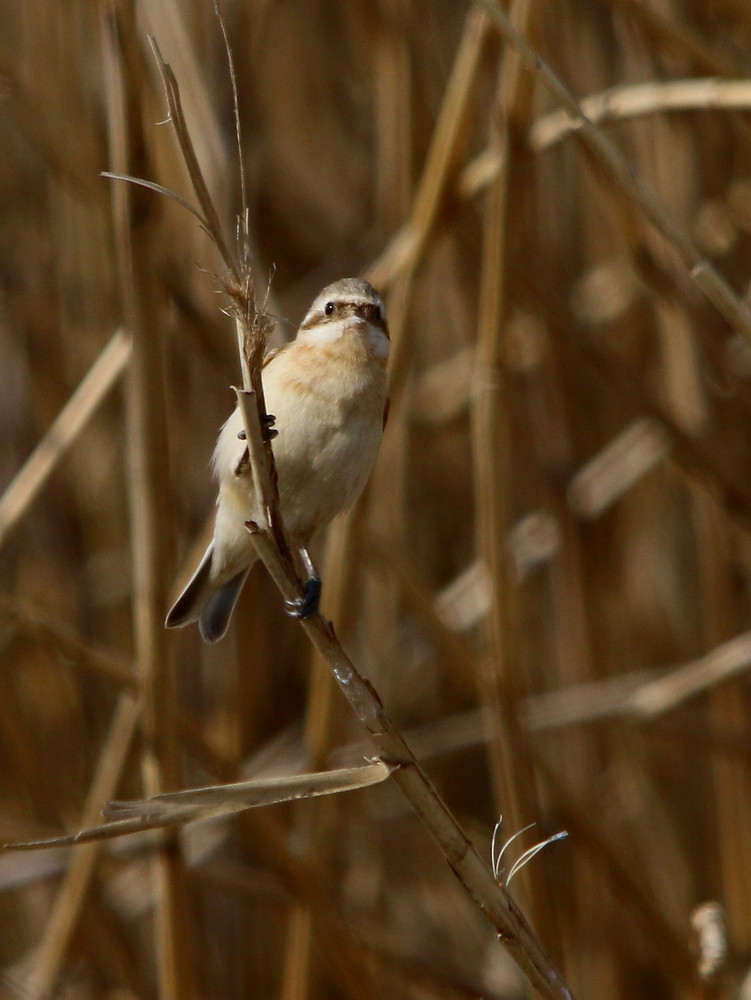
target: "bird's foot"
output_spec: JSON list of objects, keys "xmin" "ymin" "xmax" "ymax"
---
[
  {"xmin": 236, "ymin": 413, "xmax": 277, "ymax": 442},
  {"xmin": 261, "ymin": 413, "xmax": 278, "ymax": 441},
  {"xmin": 285, "ymin": 576, "xmax": 321, "ymax": 619}
]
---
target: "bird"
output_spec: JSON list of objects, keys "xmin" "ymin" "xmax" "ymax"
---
[{"xmin": 165, "ymin": 277, "xmax": 390, "ymax": 643}]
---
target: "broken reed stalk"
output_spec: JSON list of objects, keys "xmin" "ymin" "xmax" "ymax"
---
[{"xmin": 139, "ymin": 36, "xmax": 577, "ymax": 1000}]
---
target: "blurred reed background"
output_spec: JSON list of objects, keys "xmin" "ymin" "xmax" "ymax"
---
[{"xmin": 2, "ymin": 0, "xmax": 751, "ymax": 997}]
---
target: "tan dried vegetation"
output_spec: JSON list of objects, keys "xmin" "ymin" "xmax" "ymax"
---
[{"xmin": 2, "ymin": 2, "xmax": 751, "ymax": 998}]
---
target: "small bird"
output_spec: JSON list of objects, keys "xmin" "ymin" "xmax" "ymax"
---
[{"xmin": 165, "ymin": 278, "xmax": 390, "ymax": 642}]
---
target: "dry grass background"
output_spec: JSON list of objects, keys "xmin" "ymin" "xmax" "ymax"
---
[{"xmin": 2, "ymin": 0, "xmax": 751, "ymax": 997}]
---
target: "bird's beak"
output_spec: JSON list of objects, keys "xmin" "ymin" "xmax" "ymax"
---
[{"xmin": 345, "ymin": 315, "xmax": 369, "ymax": 333}]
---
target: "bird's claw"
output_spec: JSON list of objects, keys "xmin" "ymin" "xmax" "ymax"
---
[
  {"xmin": 261, "ymin": 413, "xmax": 278, "ymax": 442},
  {"xmin": 237, "ymin": 414, "xmax": 277, "ymax": 442},
  {"xmin": 285, "ymin": 576, "xmax": 321, "ymax": 619}
]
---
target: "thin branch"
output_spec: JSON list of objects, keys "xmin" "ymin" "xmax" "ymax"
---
[{"xmin": 236, "ymin": 389, "xmax": 575, "ymax": 1000}]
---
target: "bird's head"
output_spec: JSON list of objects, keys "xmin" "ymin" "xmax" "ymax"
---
[{"xmin": 298, "ymin": 278, "xmax": 389, "ymax": 359}]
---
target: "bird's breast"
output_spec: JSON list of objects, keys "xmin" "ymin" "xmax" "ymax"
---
[
  {"xmin": 261, "ymin": 340, "xmax": 387, "ymax": 538},
  {"xmin": 212, "ymin": 334, "xmax": 387, "ymax": 549}
]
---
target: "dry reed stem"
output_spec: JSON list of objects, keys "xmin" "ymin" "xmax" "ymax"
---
[
  {"xmin": 374, "ymin": 67, "xmax": 751, "ymax": 354},
  {"xmin": 150, "ymin": 21, "xmax": 388, "ymax": 983},
  {"xmin": 567, "ymin": 418, "xmax": 671, "ymax": 518},
  {"xmin": 455, "ymin": 78, "xmax": 751, "ymax": 198},
  {"xmin": 108, "ymin": 761, "xmax": 393, "ymax": 823},
  {"xmin": 242, "ymin": 810, "xmax": 385, "ymax": 1000},
  {"xmin": 385, "ymin": 6, "xmax": 488, "ymax": 270},
  {"xmin": 366, "ymin": 5, "xmax": 489, "ymax": 302},
  {"xmin": 139, "ymin": 0, "xmax": 228, "ymax": 208},
  {"xmin": 279, "ymin": 522, "xmax": 361, "ymax": 999},
  {"xmin": 371, "ymin": 74, "xmax": 751, "ymax": 305},
  {"xmin": 523, "ymin": 673, "xmax": 656, "ymax": 730},
  {"xmin": 2, "ymin": 762, "xmax": 393, "ymax": 850},
  {"xmin": 472, "ymin": 0, "xmax": 543, "ymax": 921},
  {"xmin": 477, "ymin": 0, "xmax": 751, "ymax": 348},
  {"xmin": 103, "ymin": 9, "xmax": 193, "ymax": 997},
  {"xmin": 18, "ymin": 696, "xmax": 139, "ymax": 999},
  {"xmin": 249, "ymin": 540, "xmax": 576, "ymax": 999},
  {"xmin": 279, "ymin": 906, "xmax": 315, "ymax": 1000},
  {"xmin": 0, "ymin": 328, "xmax": 131, "ymax": 550},
  {"xmin": 149, "ymin": 39, "xmax": 239, "ymax": 284},
  {"xmin": 531, "ymin": 78, "xmax": 751, "ymax": 151},
  {"xmin": 360, "ymin": 17, "xmax": 492, "ymax": 858},
  {"xmin": 371, "ymin": 3, "xmax": 413, "ymax": 234},
  {"xmin": 687, "ymin": 489, "xmax": 751, "ymax": 953},
  {"xmin": 628, "ymin": 630, "xmax": 751, "ymax": 719}
]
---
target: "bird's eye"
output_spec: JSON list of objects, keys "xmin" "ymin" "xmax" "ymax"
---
[
  {"xmin": 372, "ymin": 305, "xmax": 382, "ymax": 323},
  {"xmin": 324, "ymin": 301, "xmax": 335, "ymax": 316}
]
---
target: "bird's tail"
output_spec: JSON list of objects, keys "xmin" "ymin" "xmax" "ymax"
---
[
  {"xmin": 165, "ymin": 543, "xmax": 248, "ymax": 643},
  {"xmin": 198, "ymin": 569, "xmax": 249, "ymax": 643}
]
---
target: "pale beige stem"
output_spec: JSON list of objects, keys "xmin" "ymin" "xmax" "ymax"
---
[{"xmin": 0, "ymin": 329, "xmax": 131, "ymax": 550}]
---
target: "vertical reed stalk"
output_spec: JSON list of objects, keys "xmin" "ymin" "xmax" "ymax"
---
[{"xmin": 103, "ymin": 7, "xmax": 193, "ymax": 998}]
